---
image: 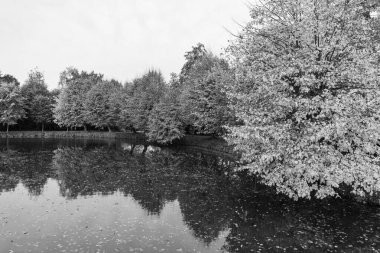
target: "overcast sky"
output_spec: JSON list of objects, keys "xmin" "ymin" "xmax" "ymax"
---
[{"xmin": 0, "ymin": 0, "xmax": 251, "ymax": 89}]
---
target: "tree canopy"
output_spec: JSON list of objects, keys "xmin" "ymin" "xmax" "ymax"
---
[
  {"xmin": 54, "ymin": 68, "xmax": 103, "ymax": 130},
  {"xmin": 29, "ymin": 95, "xmax": 54, "ymax": 131},
  {"xmin": 226, "ymin": 0, "xmax": 380, "ymax": 199},
  {"xmin": 178, "ymin": 44, "xmax": 236, "ymax": 136},
  {"xmin": 84, "ymin": 80, "xmax": 123, "ymax": 131},
  {"xmin": 119, "ymin": 70, "xmax": 166, "ymax": 132},
  {"xmin": 21, "ymin": 69, "xmax": 54, "ymax": 130},
  {"xmin": 147, "ymin": 74, "xmax": 184, "ymax": 144},
  {"xmin": 0, "ymin": 81, "xmax": 25, "ymax": 132},
  {"xmin": 0, "ymin": 73, "xmax": 20, "ymax": 86}
]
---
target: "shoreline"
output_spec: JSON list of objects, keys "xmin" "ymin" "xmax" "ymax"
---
[
  {"xmin": 0, "ymin": 130, "xmax": 146, "ymax": 140},
  {"xmin": 0, "ymin": 130, "xmax": 236, "ymax": 157},
  {"xmin": 1, "ymin": 131, "xmax": 378, "ymax": 205}
]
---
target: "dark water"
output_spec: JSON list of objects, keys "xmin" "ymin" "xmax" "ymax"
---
[{"xmin": 0, "ymin": 138, "xmax": 379, "ymax": 253}]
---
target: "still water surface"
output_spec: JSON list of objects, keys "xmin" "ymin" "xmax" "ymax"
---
[{"xmin": 0, "ymin": 138, "xmax": 379, "ymax": 253}]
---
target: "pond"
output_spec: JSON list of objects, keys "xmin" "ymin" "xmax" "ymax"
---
[{"xmin": 0, "ymin": 138, "xmax": 379, "ymax": 253}]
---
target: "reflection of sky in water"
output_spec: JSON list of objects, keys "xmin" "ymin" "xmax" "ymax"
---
[{"xmin": 0, "ymin": 179, "xmax": 226, "ymax": 253}]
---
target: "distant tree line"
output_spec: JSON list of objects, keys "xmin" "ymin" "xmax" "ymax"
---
[{"xmin": 0, "ymin": 44, "xmax": 238, "ymax": 144}]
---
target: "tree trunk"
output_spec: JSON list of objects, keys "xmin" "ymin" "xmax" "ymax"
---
[
  {"xmin": 84, "ymin": 125, "xmax": 87, "ymax": 132},
  {"xmin": 129, "ymin": 145, "xmax": 135, "ymax": 155},
  {"xmin": 6, "ymin": 123, "xmax": 9, "ymax": 134},
  {"xmin": 107, "ymin": 125, "xmax": 112, "ymax": 132},
  {"xmin": 67, "ymin": 127, "xmax": 69, "ymax": 132}
]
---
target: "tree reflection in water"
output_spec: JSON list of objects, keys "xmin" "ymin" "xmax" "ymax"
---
[
  {"xmin": 0, "ymin": 149, "xmax": 52, "ymax": 196},
  {"xmin": 0, "ymin": 139, "xmax": 379, "ymax": 252}
]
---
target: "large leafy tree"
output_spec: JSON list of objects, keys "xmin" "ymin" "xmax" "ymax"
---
[
  {"xmin": 119, "ymin": 70, "xmax": 165, "ymax": 132},
  {"xmin": 147, "ymin": 74, "xmax": 184, "ymax": 144},
  {"xmin": 84, "ymin": 79, "xmax": 123, "ymax": 131},
  {"xmin": 54, "ymin": 68, "xmax": 79, "ymax": 129},
  {"xmin": 21, "ymin": 69, "xmax": 49, "ymax": 100},
  {"xmin": 53, "ymin": 89, "xmax": 72, "ymax": 129},
  {"xmin": 54, "ymin": 67, "xmax": 103, "ymax": 130},
  {"xmin": 146, "ymin": 45, "xmax": 237, "ymax": 142},
  {"xmin": 179, "ymin": 44, "xmax": 236, "ymax": 135},
  {"xmin": 115, "ymin": 87, "xmax": 135, "ymax": 132},
  {"xmin": 227, "ymin": 0, "xmax": 380, "ymax": 199},
  {"xmin": 0, "ymin": 81, "xmax": 25, "ymax": 132},
  {"xmin": 179, "ymin": 43, "xmax": 209, "ymax": 83},
  {"xmin": 30, "ymin": 95, "xmax": 54, "ymax": 131},
  {"xmin": 21, "ymin": 69, "xmax": 52, "ymax": 129}
]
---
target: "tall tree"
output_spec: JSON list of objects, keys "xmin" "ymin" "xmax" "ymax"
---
[
  {"xmin": 0, "ymin": 81, "xmax": 25, "ymax": 132},
  {"xmin": 30, "ymin": 95, "xmax": 54, "ymax": 131},
  {"xmin": 53, "ymin": 88, "xmax": 72, "ymax": 129},
  {"xmin": 54, "ymin": 68, "xmax": 79, "ymax": 129},
  {"xmin": 116, "ymin": 88, "xmax": 135, "ymax": 132},
  {"xmin": 21, "ymin": 69, "xmax": 49, "ymax": 98},
  {"xmin": 147, "ymin": 74, "xmax": 184, "ymax": 144},
  {"xmin": 179, "ymin": 43, "xmax": 208, "ymax": 83},
  {"xmin": 54, "ymin": 68, "xmax": 103, "ymax": 130},
  {"xmin": 21, "ymin": 69, "xmax": 50, "ymax": 129},
  {"xmin": 119, "ymin": 70, "xmax": 165, "ymax": 132},
  {"xmin": 226, "ymin": 0, "xmax": 380, "ymax": 199},
  {"xmin": 84, "ymin": 79, "xmax": 122, "ymax": 131},
  {"xmin": 179, "ymin": 44, "xmax": 235, "ymax": 135}
]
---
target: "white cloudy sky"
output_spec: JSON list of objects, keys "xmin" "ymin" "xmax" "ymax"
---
[{"xmin": 0, "ymin": 0, "xmax": 251, "ymax": 89}]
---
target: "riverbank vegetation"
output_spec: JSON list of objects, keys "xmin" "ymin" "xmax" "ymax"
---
[{"xmin": 1, "ymin": 0, "xmax": 380, "ymax": 201}]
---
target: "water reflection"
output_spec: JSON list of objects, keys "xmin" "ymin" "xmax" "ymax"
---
[
  {"xmin": 0, "ymin": 138, "xmax": 379, "ymax": 252},
  {"xmin": 0, "ymin": 150, "xmax": 53, "ymax": 196}
]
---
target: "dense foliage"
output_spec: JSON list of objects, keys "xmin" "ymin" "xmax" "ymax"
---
[
  {"xmin": 226, "ymin": 0, "xmax": 380, "ymax": 199},
  {"xmin": 146, "ymin": 74, "xmax": 184, "ymax": 144},
  {"xmin": 0, "ymin": 79, "xmax": 25, "ymax": 132},
  {"xmin": 21, "ymin": 69, "xmax": 55, "ymax": 131},
  {"xmin": 121, "ymin": 70, "xmax": 166, "ymax": 132},
  {"xmin": 84, "ymin": 80, "xmax": 123, "ymax": 131},
  {"xmin": 179, "ymin": 44, "xmax": 236, "ymax": 136},
  {"xmin": 54, "ymin": 68, "xmax": 103, "ymax": 130}
]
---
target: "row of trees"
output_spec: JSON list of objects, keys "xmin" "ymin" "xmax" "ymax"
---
[
  {"xmin": 0, "ymin": 44, "xmax": 237, "ymax": 143},
  {"xmin": 53, "ymin": 44, "xmax": 237, "ymax": 143}
]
